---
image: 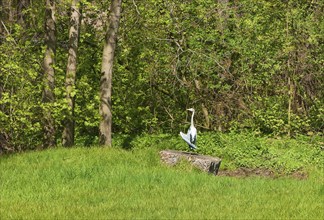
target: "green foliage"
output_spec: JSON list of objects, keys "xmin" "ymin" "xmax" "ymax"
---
[
  {"xmin": 0, "ymin": 0, "xmax": 323, "ymax": 151},
  {"xmin": 202, "ymin": 132, "xmax": 324, "ymax": 173},
  {"xmin": 113, "ymin": 0, "xmax": 324, "ymax": 136},
  {"xmin": 112, "ymin": 133, "xmax": 183, "ymax": 150},
  {"xmin": 0, "ymin": 22, "xmax": 44, "ymax": 151}
]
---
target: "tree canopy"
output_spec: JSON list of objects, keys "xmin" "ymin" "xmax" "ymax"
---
[{"xmin": 0, "ymin": 0, "xmax": 323, "ymax": 152}]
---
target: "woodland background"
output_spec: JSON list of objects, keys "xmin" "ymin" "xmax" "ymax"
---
[{"xmin": 0, "ymin": 0, "xmax": 323, "ymax": 152}]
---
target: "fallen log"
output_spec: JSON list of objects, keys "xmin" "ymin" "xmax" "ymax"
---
[{"xmin": 160, "ymin": 150, "xmax": 222, "ymax": 175}]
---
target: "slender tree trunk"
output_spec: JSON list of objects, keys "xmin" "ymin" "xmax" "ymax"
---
[
  {"xmin": 1, "ymin": 0, "xmax": 13, "ymax": 35},
  {"xmin": 286, "ymin": 3, "xmax": 292, "ymax": 137},
  {"xmin": 42, "ymin": 0, "xmax": 56, "ymax": 148},
  {"xmin": 3, "ymin": 0, "xmax": 14, "ymax": 22},
  {"xmin": 194, "ymin": 80, "xmax": 210, "ymax": 129},
  {"xmin": 62, "ymin": 0, "xmax": 81, "ymax": 147},
  {"xmin": 17, "ymin": 0, "xmax": 30, "ymax": 26},
  {"xmin": 99, "ymin": 0, "xmax": 122, "ymax": 146}
]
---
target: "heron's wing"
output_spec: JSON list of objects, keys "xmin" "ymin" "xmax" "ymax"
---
[
  {"xmin": 190, "ymin": 133, "xmax": 197, "ymax": 145},
  {"xmin": 180, "ymin": 132, "xmax": 197, "ymax": 149},
  {"xmin": 180, "ymin": 131, "xmax": 189, "ymax": 140}
]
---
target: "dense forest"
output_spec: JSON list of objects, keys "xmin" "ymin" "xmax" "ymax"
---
[{"xmin": 0, "ymin": 0, "xmax": 323, "ymax": 152}]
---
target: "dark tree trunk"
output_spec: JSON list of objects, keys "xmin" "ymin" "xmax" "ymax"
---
[{"xmin": 42, "ymin": 0, "xmax": 56, "ymax": 148}]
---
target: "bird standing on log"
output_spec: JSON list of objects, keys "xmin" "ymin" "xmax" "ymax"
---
[{"xmin": 180, "ymin": 108, "xmax": 197, "ymax": 150}]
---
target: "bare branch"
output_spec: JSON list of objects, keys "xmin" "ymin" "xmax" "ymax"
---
[
  {"xmin": 132, "ymin": 0, "xmax": 141, "ymax": 15},
  {"xmin": 1, "ymin": 20, "xmax": 17, "ymax": 45}
]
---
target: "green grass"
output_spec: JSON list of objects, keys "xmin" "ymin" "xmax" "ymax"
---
[{"xmin": 1, "ymin": 144, "xmax": 324, "ymax": 219}]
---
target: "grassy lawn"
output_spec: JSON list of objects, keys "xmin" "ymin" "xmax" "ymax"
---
[{"xmin": 1, "ymin": 136, "xmax": 324, "ymax": 219}]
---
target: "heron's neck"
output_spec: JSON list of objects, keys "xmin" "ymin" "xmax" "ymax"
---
[{"xmin": 191, "ymin": 111, "xmax": 195, "ymax": 126}]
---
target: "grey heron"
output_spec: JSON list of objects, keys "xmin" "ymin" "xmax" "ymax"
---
[{"xmin": 180, "ymin": 108, "xmax": 197, "ymax": 150}]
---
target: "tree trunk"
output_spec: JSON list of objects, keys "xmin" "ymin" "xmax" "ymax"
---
[
  {"xmin": 1, "ymin": 0, "xmax": 13, "ymax": 35},
  {"xmin": 42, "ymin": 0, "xmax": 56, "ymax": 148},
  {"xmin": 62, "ymin": 0, "xmax": 81, "ymax": 147},
  {"xmin": 286, "ymin": 3, "xmax": 292, "ymax": 137},
  {"xmin": 17, "ymin": 0, "xmax": 30, "ymax": 26},
  {"xmin": 2, "ymin": 0, "xmax": 14, "ymax": 22},
  {"xmin": 99, "ymin": 0, "xmax": 122, "ymax": 147}
]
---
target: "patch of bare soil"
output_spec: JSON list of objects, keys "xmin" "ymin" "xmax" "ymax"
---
[{"xmin": 218, "ymin": 168, "xmax": 308, "ymax": 180}]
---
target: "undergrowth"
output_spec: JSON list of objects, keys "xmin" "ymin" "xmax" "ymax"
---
[{"xmin": 112, "ymin": 132, "xmax": 324, "ymax": 174}]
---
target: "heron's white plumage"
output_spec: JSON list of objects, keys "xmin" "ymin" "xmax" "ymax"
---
[
  {"xmin": 180, "ymin": 131, "xmax": 197, "ymax": 149},
  {"xmin": 180, "ymin": 108, "xmax": 197, "ymax": 150}
]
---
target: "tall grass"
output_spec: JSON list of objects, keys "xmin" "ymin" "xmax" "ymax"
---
[{"xmin": 1, "ymin": 146, "xmax": 323, "ymax": 219}]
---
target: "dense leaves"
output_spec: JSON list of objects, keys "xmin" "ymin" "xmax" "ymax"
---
[{"xmin": 0, "ymin": 0, "xmax": 323, "ymax": 151}]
